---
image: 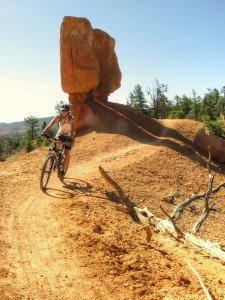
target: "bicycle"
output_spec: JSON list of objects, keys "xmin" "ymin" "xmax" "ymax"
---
[{"xmin": 40, "ymin": 133, "xmax": 71, "ymax": 190}]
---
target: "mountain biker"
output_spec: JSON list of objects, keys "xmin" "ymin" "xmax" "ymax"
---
[{"xmin": 41, "ymin": 103, "xmax": 75, "ymax": 177}]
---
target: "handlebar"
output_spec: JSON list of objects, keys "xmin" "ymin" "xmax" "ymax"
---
[
  {"xmin": 41, "ymin": 133, "xmax": 55, "ymax": 143},
  {"xmin": 41, "ymin": 132, "xmax": 72, "ymax": 144}
]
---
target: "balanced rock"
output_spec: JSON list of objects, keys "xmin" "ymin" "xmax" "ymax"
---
[
  {"xmin": 60, "ymin": 16, "xmax": 99, "ymax": 94},
  {"xmin": 194, "ymin": 128, "xmax": 225, "ymax": 162},
  {"xmin": 60, "ymin": 16, "xmax": 122, "ymax": 128},
  {"xmin": 92, "ymin": 29, "xmax": 122, "ymax": 102}
]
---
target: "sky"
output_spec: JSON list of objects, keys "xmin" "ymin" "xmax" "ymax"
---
[{"xmin": 0, "ymin": 0, "xmax": 225, "ymax": 123}]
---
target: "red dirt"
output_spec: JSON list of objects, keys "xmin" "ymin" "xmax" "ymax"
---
[{"xmin": 1, "ymin": 101, "xmax": 225, "ymax": 299}]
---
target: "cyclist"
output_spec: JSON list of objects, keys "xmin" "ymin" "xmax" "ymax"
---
[{"xmin": 41, "ymin": 103, "xmax": 75, "ymax": 177}]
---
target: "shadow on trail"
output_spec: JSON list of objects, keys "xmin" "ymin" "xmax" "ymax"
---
[
  {"xmin": 60, "ymin": 177, "xmax": 93, "ymax": 193},
  {"xmin": 55, "ymin": 177, "xmax": 109, "ymax": 202},
  {"xmin": 42, "ymin": 176, "xmax": 110, "ymax": 202},
  {"xmin": 42, "ymin": 187, "xmax": 75, "ymax": 199},
  {"xmin": 41, "ymin": 177, "xmax": 92, "ymax": 198}
]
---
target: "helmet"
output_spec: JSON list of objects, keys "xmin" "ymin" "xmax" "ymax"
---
[{"xmin": 60, "ymin": 103, "xmax": 70, "ymax": 111}]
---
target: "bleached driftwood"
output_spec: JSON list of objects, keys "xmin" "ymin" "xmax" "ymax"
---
[
  {"xmin": 137, "ymin": 206, "xmax": 225, "ymax": 264},
  {"xmin": 99, "ymin": 166, "xmax": 225, "ymax": 265}
]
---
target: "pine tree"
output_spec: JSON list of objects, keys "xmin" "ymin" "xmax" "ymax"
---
[
  {"xmin": 127, "ymin": 84, "xmax": 149, "ymax": 115},
  {"xmin": 24, "ymin": 116, "xmax": 39, "ymax": 140}
]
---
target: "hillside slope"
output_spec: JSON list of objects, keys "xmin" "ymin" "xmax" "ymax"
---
[
  {"xmin": 1, "ymin": 101, "xmax": 225, "ymax": 299},
  {"xmin": 0, "ymin": 116, "xmax": 54, "ymax": 136}
]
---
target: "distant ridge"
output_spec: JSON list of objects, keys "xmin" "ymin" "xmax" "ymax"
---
[{"xmin": 0, "ymin": 116, "xmax": 54, "ymax": 136}]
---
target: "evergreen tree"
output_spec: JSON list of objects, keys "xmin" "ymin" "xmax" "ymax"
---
[
  {"xmin": 24, "ymin": 116, "xmax": 39, "ymax": 140},
  {"xmin": 42, "ymin": 121, "xmax": 47, "ymax": 131},
  {"xmin": 168, "ymin": 95, "xmax": 184, "ymax": 119},
  {"xmin": 127, "ymin": 84, "xmax": 149, "ymax": 115},
  {"xmin": 180, "ymin": 95, "xmax": 193, "ymax": 117},
  {"xmin": 201, "ymin": 88, "xmax": 220, "ymax": 120},
  {"xmin": 147, "ymin": 79, "xmax": 169, "ymax": 118},
  {"xmin": 219, "ymin": 86, "xmax": 225, "ymax": 118},
  {"xmin": 191, "ymin": 89, "xmax": 202, "ymax": 121}
]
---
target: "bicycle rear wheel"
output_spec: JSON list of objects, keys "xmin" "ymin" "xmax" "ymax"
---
[{"xmin": 40, "ymin": 154, "xmax": 55, "ymax": 190}]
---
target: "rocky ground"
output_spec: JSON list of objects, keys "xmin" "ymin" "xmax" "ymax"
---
[{"xmin": 0, "ymin": 101, "xmax": 225, "ymax": 299}]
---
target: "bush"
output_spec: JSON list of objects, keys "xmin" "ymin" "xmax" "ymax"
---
[
  {"xmin": 168, "ymin": 110, "xmax": 184, "ymax": 119},
  {"xmin": 40, "ymin": 138, "xmax": 50, "ymax": 147},
  {"xmin": 202, "ymin": 116, "xmax": 225, "ymax": 139}
]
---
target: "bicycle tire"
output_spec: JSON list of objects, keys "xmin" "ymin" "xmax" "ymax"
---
[
  {"xmin": 57, "ymin": 155, "xmax": 63, "ymax": 177},
  {"xmin": 40, "ymin": 154, "xmax": 55, "ymax": 190}
]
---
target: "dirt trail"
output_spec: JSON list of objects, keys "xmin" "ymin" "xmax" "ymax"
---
[{"xmin": 1, "ymin": 102, "xmax": 225, "ymax": 299}]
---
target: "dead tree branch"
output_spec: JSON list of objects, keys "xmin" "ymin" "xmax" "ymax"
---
[
  {"xmin": 99, "ymin": 166, "xmax": 225, "ymax": 264},
  {"xmin": 170, "ymin": 180, "xmax": 225, "ymax": 220},
  {"xmin": 193, "ymin": 199, "xmax": 222, "ymax": 234},
  {"xmin": 192, "ymin": 173, "xmax": 214, "ymax": 234},
  {"xmin": 171, "ymin": 150, "xmax": 224, "ymax": 221},
  {"xmin": 171, "ymin": 150, "xmax": 223, "ymax": 234},
  {"xmin": 161, "ymin": 191, "xmax": 177, "ymax": 204},
  {"xmin": 99, "ymin": 166, "xmax": 140, "ymax": 222},
  {"xmin": 160, "ymin": 205, "xmax": 184, "ymax": 239},
  {"xmin": 187, "ymin": 261, "xmax": 213, "ymax": 300}
]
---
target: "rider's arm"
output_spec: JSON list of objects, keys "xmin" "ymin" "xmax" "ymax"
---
[{"xmin": 42, "ymin": 115, "xmax": 59, "ymax": 133}]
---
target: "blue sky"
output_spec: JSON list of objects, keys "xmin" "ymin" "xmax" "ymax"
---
[{"xmin": 0, "ymin": 0, "xmax": 225, "ymax": 123}]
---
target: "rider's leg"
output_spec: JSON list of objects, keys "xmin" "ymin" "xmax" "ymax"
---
[{"xmin": 62, "ymin": 149, "xmax": 70, "ymax": 171}]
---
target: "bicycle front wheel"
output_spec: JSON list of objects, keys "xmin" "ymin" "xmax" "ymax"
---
[{"xmin": 40, "ymin": 154, "xmax": 55, "ymax": 190}]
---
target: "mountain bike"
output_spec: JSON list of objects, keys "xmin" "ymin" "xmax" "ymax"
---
[{"xmin": 40, "ymin": 134, "xmax": 71, "ymax": 190}]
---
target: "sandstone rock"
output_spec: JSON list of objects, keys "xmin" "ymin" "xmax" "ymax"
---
[
  {"xmin": 194, "ymin": 128, "xmax": 225, "ymax": 162},
  {"xmin": 92, "ymin": 29, "xmax": 122, "ymax": 102},
  {"xmin": 60, "ymin": 16, "xmax": 100, "ymax": 95},
  {"xmin": 68, "ymin": 93, "xmax": 93, "ymax": 129},
  {"xmin": 60, "ymin": 16, "xmax": 122, "ymax": 128}
]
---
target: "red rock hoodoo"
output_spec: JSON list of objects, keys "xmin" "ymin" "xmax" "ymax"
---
[
  {"xmin": 60, "ymin": 16, "xmax": 122, "ymax": 128},
  {"xmin": 194, "ymin": 128, "xmax": 225, "ymax": 162}
]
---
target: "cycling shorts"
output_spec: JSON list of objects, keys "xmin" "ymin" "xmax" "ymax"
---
[{"xmin": 55, "ymin": 133, "xmax": 74, "ymax": 150}]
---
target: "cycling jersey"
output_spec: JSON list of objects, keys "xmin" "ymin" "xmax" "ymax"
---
[{"xmin": 57, "ymin": 114, "xmax": 73, "ymax": 137}]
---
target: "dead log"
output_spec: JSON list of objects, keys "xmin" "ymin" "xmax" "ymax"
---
[
  {"xmin": 99, "ymin": 166, "xmax": 140, "ymax": 222},
  {"xmin": 137, "ymin": 206, "xmax": 225, "ymax": 264},
  {"xmin": 99, "ymin": 166, "xmax": 225, "ymax": 264}
]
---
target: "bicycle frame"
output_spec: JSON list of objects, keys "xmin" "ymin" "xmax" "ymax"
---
[
  {"xmin": 47, "ymin": 138, "xmax": 66, "ymax": 175},
  {"xmin": 40, "ymin": 136, "xmax": 68, "ymax": 190}
]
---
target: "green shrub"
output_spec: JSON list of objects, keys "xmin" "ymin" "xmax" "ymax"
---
[{"xmin": 202, "ymin": 116, "xmax": 225, "ymax": 139}]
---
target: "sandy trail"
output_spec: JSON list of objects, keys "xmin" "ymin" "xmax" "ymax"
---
[{"xmin": 1, "ymin": 110, "xmax": 225, "ymax": 299}]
